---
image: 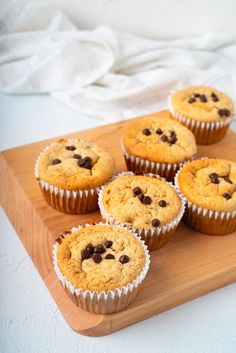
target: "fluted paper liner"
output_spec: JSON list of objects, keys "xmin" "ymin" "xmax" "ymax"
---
[
  {"xmin": 121, "ymin": 139, "xmax": 194, "ymax": 182},
  {"xmin": 168, "ymin": 94, "xmax": 233, "ymax": 145},
  {"xmin": 53, "ymin": 222, "xmax": 150, "ymax": 314},
  {"xmin": 98, "ymin": 172, "xmax": 185, "ymax": 251},
  {"xmin": 174, "ymin": 160, "xmax": 236, "ymax": 235},
  {"xmin": 35, "ymin": 139, "xmax": 102, "ymax": 214}
]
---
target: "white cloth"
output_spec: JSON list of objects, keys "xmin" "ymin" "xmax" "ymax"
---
[{"xmin": 1, "ymin": 0, "xmax": 236, "ymax": 121}]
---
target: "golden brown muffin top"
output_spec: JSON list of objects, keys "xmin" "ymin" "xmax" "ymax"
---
[
  {"xmin": 101, "ymin": 175, "xmax": 182, "ymax": 229},
  {"xmin": 170, "ymin": 86, "xmax": 234, "ymax": 123},
  {"xmin": 37, "ymin": 139, "xmax": 114, "ymax": 190},
  {"xmin": 57, "ymin": 224, "xmax": 146, "ymax": 292},
  {"xmin": 177, "ymin": 158, "xmax": 236, "ymax": 212},
  {"xmin": 122, "ymin": 111, "xmax": 196, "ymax": 164}
]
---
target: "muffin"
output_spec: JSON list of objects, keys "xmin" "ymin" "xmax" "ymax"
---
[
  {"xmin": 98, "ymin": 173, "xmax": 185, "ymax": 251},
  {"xmin": 175, "ymin": 158, "xmax": 236, "ymax": 235},
  {"xmin": 53, "ymin": 223, "xmax": 150, "ymax": 314},
  {"xmin": 122, "ymin": 111, "xmax": 196, "ymax": 181},
  {"xmin": 35, "ymin": 139, "xmax": 114, "ymax": 214},
  {"xmin": 168, "ymin": 86, "xmax": 234, "ymax": 145}
]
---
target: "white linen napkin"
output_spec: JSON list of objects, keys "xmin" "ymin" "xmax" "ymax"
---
[{"xmin": 1, "ymin": 0, "xmax": 236, "ymax": 121}]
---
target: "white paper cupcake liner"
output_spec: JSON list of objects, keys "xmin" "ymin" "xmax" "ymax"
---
[
  {"xmin": 121, "ymin": 139, "xmax": 194, "ymax": 182},
  {"xmin": 53, "ymin": 222, "xmax": 150, "ymax": 314},
  {"xmin": 174, "ymin": 160, "xmax": 236, "ymax": 235},
  {"xmin": 168, "ymin": 94, "xmax": 233, "ymax": 145},
  {"xmin": 98, "ymin": 172, "xmax": 186, "ymax": 251},
  {"xmin": 35, "ymin": 139, "xmax": 101, "ymax": 214}
]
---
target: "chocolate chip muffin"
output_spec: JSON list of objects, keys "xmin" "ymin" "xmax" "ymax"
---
[
  {"xmin": 122, "ymin": 111, "xmax": 196, "ymax": 181},
  {"xmin": 169, "ymin": 86, "xmax": 234, "ymax": 144},
  {"xmin": 175, "ymin": 158, "xmax": 236, "ymax": 235},
  {"xmin": 53, "ymin": 223, "xmax": 150, "ymax": 314},
  {"xmin": 99, "ymin": 173, "xmax": 185, "ymax": 251},
  {"xmin": 35, "ymin": 139, "xmax": 114, "ymax": 214}
]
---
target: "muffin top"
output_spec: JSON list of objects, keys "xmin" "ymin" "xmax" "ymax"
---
[
  {"xmin": 57, "ymin": 224, "xmax": 146, "ymax": 292},
  {"xmin": 101, "ymin": 175, "xmax": 182, "ymax": 229},
  {"xmin": 122, "ymin": 111, "xmax": 196, "ymax": 164},
  {"xmin": 170, "ymin": 86, "xmax": 234, "ymax": 123},
  {"xmin": 37, "ymin": 139, "xmax": 114, "ymax": 190},
  {"xmin": 177, "ymin": 158, "xmax": 236, "ymax": 212}
]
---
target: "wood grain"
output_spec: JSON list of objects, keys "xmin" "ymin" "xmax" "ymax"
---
[{"xmin": 1, "ymin": 112, "xmax": 236, "ymax": 336}]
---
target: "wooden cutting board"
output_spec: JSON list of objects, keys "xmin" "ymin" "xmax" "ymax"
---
[{"xmin": 1, "ymin": 112, "xmax": 236, "ymax": 336}]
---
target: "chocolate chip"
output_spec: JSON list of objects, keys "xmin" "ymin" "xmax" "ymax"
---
[
  {"xmin": 169, "ymin": 134, "xmax": 177, "ymax": 145},
  {"xmin": 94, "ymin": 245, "xmax": 106, "ymax": 254},
  {"xmin": 86, "ymin": 243, "xmax": 94, "ymax": 255},
  {"xmin": 219, "ymin": 108, "xmax": 230, "ymax": 117},
  {"xmin": 151, "ymin": 218, "xmax": 160, "ymax": 227},
  {"xmin": 170, "ymin": 138, "xmax": 177, "ymax": 145},
  {"xmin": 209, "ymin": 173, "xmax": 218, "ymax": 179},
  {"xmin": 52, "ymin": 159, "xmax": 61, "ymax": 165},
  {"xmin": 224, "ymin": 108, "xmax": 230, "ymax": 117},
  {"xmin": 159, "ymin": 200, "xmax": 167, "ymax": 207},
  {"xmin": 143, "ymin": 128, "xmax": 151, "ymax": 136},
  {"xmin": 224, "ymin": 176, "xmax": 233, "ymax": 184},
  {"xmin": 104, "ymin": 240, "xmax": 113, "ymax": 248},
  {"xmin": 81, "ymin": 248, "xmax": 91, "ymax": 261},
  {"xmin": 188, "ymin": 98, "xmax": 196, "ymax": 104},
  {"xmin": 194, "ymin": 93, "xmax": 201, "ymax": 98},
  {"xmin": 211, "ymin": 92, "xmax": 219, "ymax": 102},
  {"xmin": 66, "ymin": 145, "xmax": 76, "ymax": 151},
  {"xmin": 78, "ymin": 158, "xmax": 85, "ymax": 167},
  {"xmin": 137, "ymin": 193, "xmax": 144, "ymax": 202},
  {"xmin": 200, "ymin": 94, "xmax": 207, "ymax": 103},
  {"xmin": 223, "ymin": 193, "xmax": 231, "ymax": 200},
  {"xmin": 156, "ymin": 128, "xmax": 163, "ymax": 135},
  {"xmin": 169, "ymin": 131, "xmax": 177, "ymax": 144},
  {"xmin": 82, "ymin": 156, "xmax": 92, "ymax": 169},
  {"xmin": 77, "ymin": 156, "xmax": 92, "ymax": 169},
  {"xmin": 133, "ymin": 186, "xmax": 142, "ymax": 196},
  {"xmin": 143, "ymin": 196, "xmax": 152, "ymax": 205},
  {"xmin": 73, "ymin": 154, "xmax": 81, "ymax": 159},
  {"xmin": 105, "ymin": 254, "xmax": 115, "ymax": 259},
  {"xmin": 84, "ymin": 156, "xmax": 92, "ymax": 163},
  {"xmin": 92, "ymin": 253, "xmax": 102, "ymax": 263},
  {"xmin": 84, "ymin": 160, "xmax": 92, "ymax": 169},
  {"xmin": 218, "ymin": 109, "xmax": 225, "ymax": 117},
  {"xmin": 119, "ymin": 255, "xmax": 130, "ymax": 264},
  {"xmin": 211, "ymin": 177, "xmax": 220, "ymax": 184},
  {"xmin": 161, "ymin": 134, "xmax": 168, "ymax": 142},
  {"xmin": 209, "ymin": 172, "xmax": 220, "ymax": 184},
  {"xmin": 218, "ymin": 108, "xmax": 230, "ymax": 117}
]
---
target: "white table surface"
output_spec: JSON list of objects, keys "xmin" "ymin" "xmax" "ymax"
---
[
  {"xmin": 0, "ymin": 93, "xmax": 236, "ymax": 353},
  {"xmin": 39, "ymin": 0, "xmax": 236, "ymax": 38}
]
